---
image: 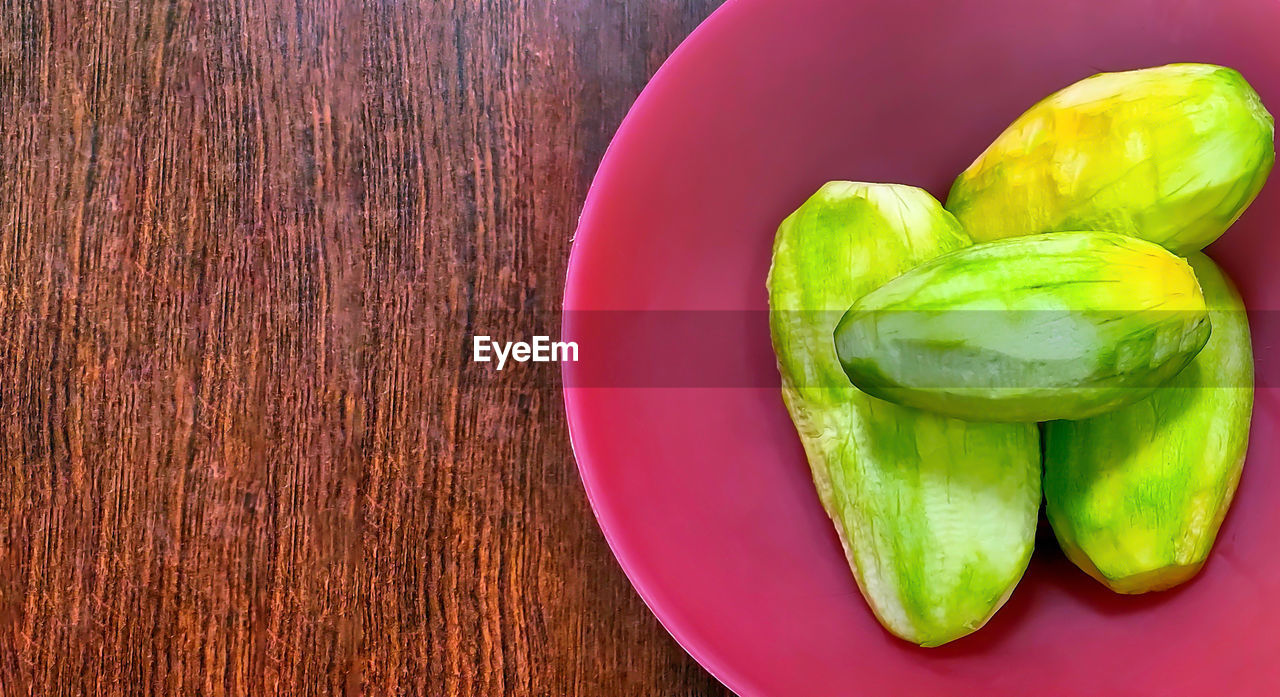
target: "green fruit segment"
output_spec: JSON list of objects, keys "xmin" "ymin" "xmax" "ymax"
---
[
  {"xmin": 834, "ymin": 231, "xmax": 1212, "ymax": 422},
  {"xmin": 768, "ymin": 181, "xmax": 1040, "ymax": 646},
  {"xmin": 1044, "ymin": 253, "xmax": 1253, "ymax": 593},
  {"xmin": 947, "ymin": 63, "xmax": 1275, "ymax": 252}
]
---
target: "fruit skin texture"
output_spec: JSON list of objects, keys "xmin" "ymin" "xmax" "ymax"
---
[
  {"xmin": 1044, "ymin": 253, "xmax": 1253, "ymax": 594},
  {"xmin": 947, "ymin": 63, "xmax": 1275, "ymax": 252},
  {"xmin": 834, "ymin": 231, "xmax": 1211, "ymax": 423},
  {"xmin": 768, "ymin": 181, "xmax": 1040, "ymax": 647}
]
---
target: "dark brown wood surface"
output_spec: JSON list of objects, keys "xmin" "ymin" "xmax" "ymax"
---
[{"xmin": 0, "ymin": 1, "xmax": 731, "ymax": 695}]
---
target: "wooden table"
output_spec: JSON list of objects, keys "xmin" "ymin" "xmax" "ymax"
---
[{"xmin": 0, "ymin": 1, "xmax": 731, "ymax": 694}]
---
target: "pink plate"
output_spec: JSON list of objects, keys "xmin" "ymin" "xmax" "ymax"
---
[{"xmin": 562, "ymin": 1, "xmax": 1280, "ymax": 694}]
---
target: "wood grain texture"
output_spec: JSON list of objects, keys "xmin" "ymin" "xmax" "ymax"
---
[{"xmin": 0, "ymin": 0, "xmax": 730, "ymax": 695}]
